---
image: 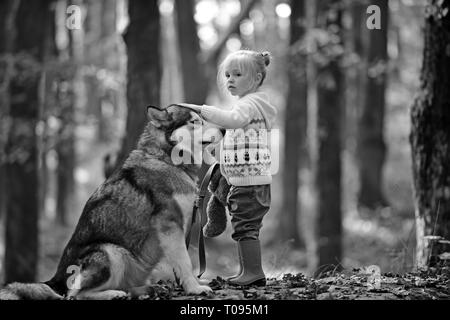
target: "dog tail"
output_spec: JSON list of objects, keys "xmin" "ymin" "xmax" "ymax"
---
[{"xmin": 0, "ymin": 282, "xmax": 63, "ymax": 300}]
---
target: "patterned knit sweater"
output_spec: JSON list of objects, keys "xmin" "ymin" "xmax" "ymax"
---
[{"xmin": 200, "ymin": 92, "xmax": 277, "ymax": 186}]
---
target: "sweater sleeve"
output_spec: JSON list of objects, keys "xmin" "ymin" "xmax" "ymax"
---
[{"xmin": 200, "ymin": 102, "xmax": 253, "ymax": 129}]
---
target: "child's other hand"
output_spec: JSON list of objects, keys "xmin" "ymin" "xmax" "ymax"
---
[{"xmin": 177, "ymin": 103, "xmax": 201, "ymax": 113}]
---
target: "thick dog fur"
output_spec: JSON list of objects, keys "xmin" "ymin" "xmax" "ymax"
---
[{"xmin": 0, "ymin": 105, "xmax": 212, "ymax": 300}]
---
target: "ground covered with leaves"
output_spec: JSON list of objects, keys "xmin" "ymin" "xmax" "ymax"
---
[{"xmin": 121, "ymin": 267, "xmax": 450, "ymax": 300}]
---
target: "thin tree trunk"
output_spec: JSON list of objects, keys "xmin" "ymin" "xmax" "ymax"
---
[
  {"xmin": 114, "ymin": 0, "xmax": 161, "ymax": 170},
  {"xmin": 84, "ymin": 0, "xmax": 104, "ymax": 140},
  {"xmin": 278, "ymin": 0, "xmax": 307, "ymax": 248},
  {"xmin": 160, "ymin": 1, "xmax": 183, "ymax": 106},
  {"xmin": 357, "ymin": 0, "xmax": 389, "ymax": 210},
  {"xmin": 55, "ymin": 65, "xmax": 76, "ymax": 226},
  {"xmin": 314, "ymin": 0, "xmax": 344, "ymax": 275},
  {"xmin": 55, "ymin": 111, "xmax": 76, "ymax": 227},
  {"xmin": 346, "ymin": 2, "xmax": 366, "ymax": 152},
  {"xmin": 410, "ymin": 0, "xmax": 450, "ymax": 269},
  {"xmin": 38, "ymin": 73, "xmax": 49, "ymax": 219},
  {"xmin": 0, "ymin": 0, "xmax": 21, "ymax": 221},
  {"xmin": 174, "ymin": 0, "xmax": 208, "ymax": 105},
  {"xmin": 4, "ymin": 0, "xmax": 52, "ymax": 283},
  {"xmin": 351, "ymin": 2, "xmax": 365, "ymax": 60},
  {"xmin": 55, "ymin": 0, "xmax": 82, "ymax": 226},
  {"xmin": 97, "ymin": 0, "xmax": 117, "ymax": 142},
  {"xmin": 39, "ymin": 0, "xmax": 59, "ymax": 221}
]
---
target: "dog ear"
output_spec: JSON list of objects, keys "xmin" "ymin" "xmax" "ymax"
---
[{"xmin": 147, "ymin": 105, "xmax": 170, "ymax": 128}]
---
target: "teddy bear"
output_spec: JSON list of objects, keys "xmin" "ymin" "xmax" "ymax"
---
[{"xmin": 203, "ymin": 164, "xmax": 231, "ymax": 238}]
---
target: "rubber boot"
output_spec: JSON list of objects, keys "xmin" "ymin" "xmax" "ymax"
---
[
  {"xmin": 228, "ymin": 239, "xmax": 266, "ymax": 286},
  {"xmin": 226, "ymin": 244, "xmax": 243, "ymax": 281}
]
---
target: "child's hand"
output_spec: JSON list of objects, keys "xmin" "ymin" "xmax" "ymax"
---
[{"xmin": 177, "ymin": 103, "xmax": 202, "ymax": 113}]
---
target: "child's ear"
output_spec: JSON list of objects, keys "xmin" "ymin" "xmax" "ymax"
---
[{"xmin": 256, "ymin": 73, "xmax": 262, "ymax": 85}]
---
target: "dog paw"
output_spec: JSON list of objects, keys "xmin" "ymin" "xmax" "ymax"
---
[
  {"xmin": 186, "ymin": 285, "xmax": 212, "ymax": 295},
  {"xmin": 99, "ymin": 290, "xmax": 128, "ymax": 300},
  {"xmin": 75, "ymin": 289, "xmax": 129, "ymax": 300},
  {"xmin": 111, "ymin": 290, "xmax": 129, "ymax": 300}
]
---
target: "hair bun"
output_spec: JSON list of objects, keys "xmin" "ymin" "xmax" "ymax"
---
[{"xmin": 261, "ymin": 51, "xmax": 271, "ymax": 67}]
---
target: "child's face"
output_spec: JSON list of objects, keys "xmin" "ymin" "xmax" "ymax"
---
[{"xmin": 224, "ymin": 61, "xmax": 256, "ymax": 98}]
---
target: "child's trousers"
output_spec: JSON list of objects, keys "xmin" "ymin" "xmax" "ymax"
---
[{"xmin": 226, "ymin": 184, "xmax": 271, "ymax": 241}]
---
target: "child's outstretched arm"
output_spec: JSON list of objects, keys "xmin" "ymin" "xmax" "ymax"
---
[{"xmin": 177, "ymin": 103, "xmax": 251, "ymax": 129}]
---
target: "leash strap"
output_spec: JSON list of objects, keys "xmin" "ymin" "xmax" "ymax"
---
[{"xmin": 185, "ymin": 162, "xmax": 220, "ymax": 278}]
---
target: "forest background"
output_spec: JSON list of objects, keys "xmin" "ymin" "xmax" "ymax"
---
[{"xmin": 1, "ymin": 0, "xmax": 448, "ymax": 291}]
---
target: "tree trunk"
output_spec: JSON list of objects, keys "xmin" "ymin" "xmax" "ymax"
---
[
  {"xmin": 0, "ymin": 0, "xmax": 21, "ymax": 221},
  {"xmin": 55, "ymin": 46, "xmax": 76, "ymax": 226},
  {"xmin": 351, "ymin": 2, "xmax": 365, "ymax": 59},
  {"xmin": 97, "ymin": 0, "xmax": 117, "ymax": 142},
  {"xmin": 55, "ymin": 0, "xmax": 83, "ymax": 226},
  {"xmin": 4, "ymin": 0, "xmax": 52, "ymax": 283},
  {"xmin": 55, "ymin": 108, "xmax": 76, "ymax": 226},
  {"xmin": 346, "ymin": 2, "xmax": 366, "ymax": 152},
  {"xmin": 410, "ymin": 0, "xmax": 450, "ymax": 269},
  {"xmin": 356, "ymin": 0, "xmax": 389, "ymax": 210},
  {"xmin": 114, "ymin": 0, "xmax": 161, "ymax": 170},
  {"xmin": 100, "ymin": 0, "xmax": 117, "ymax": 70},
  {"xmin": 84, "ymin": 0, "xmax": 105, "ymax": 141},
  {"xmin": 174, "ymin": 0, "xmax": 209, "ymax": 105},
  {"xmin": 82, "ymin": 0, "xmax": 98, "ymax": 119},
  {"xmin": 160, "ymin": 0, "xmax": 183, "ymax": 107},
  {"xmin": 39, "ymin": 0, "xmax": 60, "ymax": 221},
  {"xmin": 278, "ymin": 0, "xmax": 307, "ymax": 248},
  {"xmin": 314, "ymin": 0, "xmax": 344, "ymax": 275}
]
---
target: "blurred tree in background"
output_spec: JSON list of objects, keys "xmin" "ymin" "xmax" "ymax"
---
[
  {"xmin": 174, "ymin": 0, "xmax": 209, "ymax": 105},
  {"xmin": 278, "ymin": 0, "xmax": 307, "ymax": 249},
  {"xmin": 0, "ymin": 0, "xmax": 21, "ymax": 222},
  {"xmin": 313, "ymin": 0, "xmax": 344, "ymax": 275},
  {"xmin": 4, "ymin": 0, "xmax": 54, "ymax": 283},
  {"xmin": 53, "ymin": 0, "xmax": 84, "ymax": 226},
  {"xmin": 84, "ymin": 0, "xmax": 121, "ymax": 144},
  {"xmin": 357, "ymin": 0, "xmax": 389, "ymax": 211},
  {"xmin": 114, "ymin": 0, "xmax": 161, "ymax": 172}
]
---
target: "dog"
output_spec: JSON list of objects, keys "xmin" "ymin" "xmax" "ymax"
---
[{"xmin": 0, "ymin": 104, "xmax": 213, "ymax": 299}]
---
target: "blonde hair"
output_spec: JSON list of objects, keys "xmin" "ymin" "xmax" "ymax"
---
[{"xmin": 217, "ymin": 49, "xmax": 272, "ymax": 95}]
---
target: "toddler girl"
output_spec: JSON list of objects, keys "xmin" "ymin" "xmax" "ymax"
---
[{"xmin": 180, "ymin": 49, "xmax": 277, "ymax": 286}]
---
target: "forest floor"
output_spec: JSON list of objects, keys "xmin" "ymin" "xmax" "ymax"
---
[
  {"xmin": 32, "ymin": 208, "xmax": 449, "ymax": 301},
  {"xmin": 105, "ymin": 267, "xmax": 450, "ymax": 300}
]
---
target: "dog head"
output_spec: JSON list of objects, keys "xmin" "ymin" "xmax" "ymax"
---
[
  {"xmin": 145, "ymin": 104, "xmax": 211, "ymax": 167},
  {"xmin": 147, "ymin": 104, "xmax": 196, "ymax": 131}
]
